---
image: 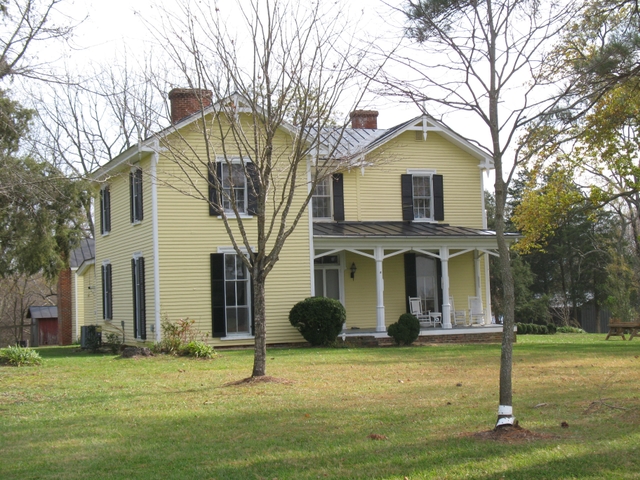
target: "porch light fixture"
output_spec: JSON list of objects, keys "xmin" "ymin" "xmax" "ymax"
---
[{"xmin": 350, "ymin": 262, "xmax": 357, "ymax": 280}]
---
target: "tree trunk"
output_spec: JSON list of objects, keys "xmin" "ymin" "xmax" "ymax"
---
[{"xmin": 252, "ymin": 276, "xmax": 267, "ymax": 377}]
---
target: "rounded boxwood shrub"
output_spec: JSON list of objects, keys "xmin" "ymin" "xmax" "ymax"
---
[
  {"xmin": 546, "ymin": 323, "xmax": 557, "ymax": 334},
  {"xmin": 289, "ymin": 297, "xmax": 346, "ymax": 346},
  {"xmin": 387, "ymin": 313, "xmax": 421, "ymax": 346},
  {"xmin": 538, "ymin": 325, "xmax": 548, "ymax": 335}
]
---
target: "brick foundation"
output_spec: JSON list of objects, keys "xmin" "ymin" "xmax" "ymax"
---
[{"xmin": 57, "ymin": 268, "xmax": 73, "ymax": 345}]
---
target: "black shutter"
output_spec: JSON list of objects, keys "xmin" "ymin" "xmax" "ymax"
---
[
  {"xmin": 100, "ymin": 190, "xmax": 105, "ymax": 235},
  {"xmin": 138, "ymin": 257, "xmax": 146, "ymax": 340},
  {"xmin": 208, "ymin": 162, "xmax": 222, "ymax": 216},
  {"xmin": 401, "ymin": 174, "xmax": 414, "ymax": 221},
  {"xmin": 332, "ymin": 173, "xmax": 344, "ymax": 221},
  {"xmin": 107, "ymin": 264, "xmax": 113, "ymax": 320},
  {"xmin": 104, "ymin": 188, "xmax": 111, "ymax": 232},
  {"xmin": 246, "ymin": 162, "xmax": 260, "ymax": 216},
  {"xmin": 131, "ymin": 258, "xmax": 137, "ymax": 339},
  {"xmin": 129, "ymin": 172, "xmax": 134, "ymax": 223},
  {"xmin": 210, "ymin": 253, "xmax": 226, "ymax": 337},
  {"xmin": 135, "ymin": 169, "xmax": 144, "ymax": 221},
  {"xmin": 433, "ymin": 174, "xmax": 444, "ymax": 221},
  {"xmin": 102, "ymin": 265, "xmax": 106, "ymax": 320},
  {"xmin": 404, "ymin": 253, "xmax": 417, "ymax": 312}
]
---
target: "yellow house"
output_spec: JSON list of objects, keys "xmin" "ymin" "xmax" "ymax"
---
[{"xmin": 78, "ymin": 90, "xmax": 505, "ymax": 347}]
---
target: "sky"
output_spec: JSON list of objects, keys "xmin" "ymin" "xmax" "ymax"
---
[{"xmin": 59, "ymin": 0, "xmax": 424, "ymax": 128}]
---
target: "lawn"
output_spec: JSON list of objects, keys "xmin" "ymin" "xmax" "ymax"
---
[{"xmin": 1, "ymin": 334, "xmax": 639, "ymax": 479}]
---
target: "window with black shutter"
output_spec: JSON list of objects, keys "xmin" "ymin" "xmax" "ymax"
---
[
  {"xmin": 211, "ymin": 252, "xmax": 252, "ymax": 337},
  {"xmin": 132, "ymin": 256, "xmax": 146, "ymax": 340},
  {"xmin": 401, "ymin": 173, "xmax": 444, "ymax": 221},
  {"xmin": 100, "ymin": 186, "xmax": 111, "ymax": 234},
  {"xmin": 130, "ymin": 168, "xmax": 143, "ymax": 223},
  {"xmin": 102, "ymin": 263, "xmax": 113, "ymax": 320},
  {"xmin": 208, "ymin": 161, "xmax": 259, "ymax": 216}
]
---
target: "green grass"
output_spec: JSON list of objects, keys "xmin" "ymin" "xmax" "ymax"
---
[{"xmin": 1, "ymin": 334, "xmax": 639, "ymax": 479}]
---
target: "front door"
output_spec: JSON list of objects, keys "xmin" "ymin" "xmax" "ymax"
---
[{"xmin": 416, "ymin": 255, "xmax": 439, "ymax": 312}]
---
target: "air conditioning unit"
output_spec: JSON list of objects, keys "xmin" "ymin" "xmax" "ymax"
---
[{"xmin": 80, "ymin": 325, "xmax": 102, "ymax": 349}]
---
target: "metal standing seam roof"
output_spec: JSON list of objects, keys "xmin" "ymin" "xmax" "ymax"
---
[
  {"xmin": 70, "ymin": 238, "xmax": 95, "ymax": 269},
  {"xmin": 27, "ymin": 306, "xmax": 58, "ymax": 319},
  {"xmin": 313, "ymin": 221, "xmax": 504, "ymax": 238}
]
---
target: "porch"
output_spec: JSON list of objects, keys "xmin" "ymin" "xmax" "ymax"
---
[
  {"xmin": 339, "ymin": 323, "xmax": 504, "ymax": 345},
  {"xmin": 312, "ymin": 221, "xmax": 513, "ymax": 334}
]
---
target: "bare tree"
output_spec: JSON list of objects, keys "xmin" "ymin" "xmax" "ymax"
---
[
  {"xmin": 147, "ymin": 0, "xmax": 379, "ymax": 378},
  {"xmin": 0, "ymin": 0, "xmax": 74, "ymax": 81},
  {"xmin": 30, "ymin": 59, "xmax": 165, "ymax": 236},
  {"xmin": 384, "ymin": 0, "xmax": 576, "ymax": 427}
]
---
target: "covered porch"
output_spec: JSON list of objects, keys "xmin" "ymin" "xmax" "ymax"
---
[{"xmin": 312, "ymin": 222, "xmax": 505, "ymax": 334}]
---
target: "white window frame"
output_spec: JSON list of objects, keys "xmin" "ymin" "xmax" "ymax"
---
[
  {"xmin": 312, "ymin": 176, "xmax": 333, "ymax": 221},
  {"xmin": 217, "ymin": 247, "xmax": 253, "ymax": 339},
  {"xmin": 407, "ymin": 169, "xmax": 436, "ymax": 223},
  {"xmin": 219, "ymin": 159, "xmax": 248, "ymax": 216}
]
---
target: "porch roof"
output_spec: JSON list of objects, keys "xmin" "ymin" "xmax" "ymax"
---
[{"xmin": 313, "ymin": 221, "xmax": 507, "ymax": 239}]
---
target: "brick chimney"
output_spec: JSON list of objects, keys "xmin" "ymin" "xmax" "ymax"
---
[
  {"xmin": 168, "ymin": 88, "xmax": 213, "ymax": 124},
  {"xmin": 350, "ymin": 110, "xmax": 378, "ymax": 129}
]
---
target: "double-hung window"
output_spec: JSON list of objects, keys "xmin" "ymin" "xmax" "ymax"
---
[
  {"xmin": 401, "ymin": 171, "xmax": 444, "ymax": 222},
  {"xmin": 221, "ymin": 163, "xmax": 247, "ymax": 214},
  {"xmin": 311, "ymin": 174, "xmax": 344, "ymax": 221},
  {"xmin": 130, "ymin": 168, "xmax": 143, "ymax": 223},
  {"xmin": 102, "ymin": 262, "xmax": 113, "ymax": 320},
  {"xmin": 100, "ymin": 186, "xmax": 111, "ymax": 234},
  {"xmin": 312, "ymin": 177, "xmax": 332, "ymax": 220},
  {"xmin": 132, "ymin": 256, "xmax": 146, "ymax": 340},
  {"xmin": 208, "ymin": 160, "xmax": 259, "ymax": 216}
]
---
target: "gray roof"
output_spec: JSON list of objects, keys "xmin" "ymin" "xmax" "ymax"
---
[
  {"xmin": 313, "ymin": 221, "xmax": 502, "ymax": 238},
  {"xmin": 28, "ymin": 306, "xmax": 58, "ymax": 319},
  {"xmin": 70, "ymin": 238, "xmax": 95, "ymax": 268}
]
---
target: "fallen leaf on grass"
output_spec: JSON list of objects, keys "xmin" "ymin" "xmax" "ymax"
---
[
  {"xmin": 561, "ymin": 421, "xmax": 569, "ymax": 428},
  {"xmin": 534, "ymin": 403, "xmax": 548, "ymax": 408},
  {"xmin": 368, "ymin": 433, "xmax": 388, "ymax": 440}
]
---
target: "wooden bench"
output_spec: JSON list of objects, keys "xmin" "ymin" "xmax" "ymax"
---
[{"xmin": 606, "ymin": 322, "xmax": 640, "ymax": 341}]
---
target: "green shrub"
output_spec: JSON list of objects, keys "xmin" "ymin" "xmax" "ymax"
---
[
  {"xmin": 387, "ymin": 313, "xmax": 421, "ymax": 346},
  {"xmin": 520, "ymin": 323, "xmax": 529, "ymax": 334},
  {"xmin": 557, "ymin": 326, "xmax": 586, "ymax": 334},
  {"xmin": 179, "ymin": 341, "xmax": 216, "ymax": 359},
  {"xmin": 153, "ymin": 317, "xmax": 206, "ymax": 354},
  {"xmin": 516, "ymin": 323, "xmax": 524, "ymax": 334},
  {"xmin": 546, "ymin": 323, "xmax": 557, "ymax": 334},
  {"xmin": 0, "ymin": 346, "xmax": 42, "ymax": 366},
  {"xmin": 538, "ymin": 325, "xmax": 548, "ymax": 335},
  {"xmin": 104, "ymin": 332, "xmax": 123, "ymax": 354},
  {"xmin": 289, "ymin": 297, "xmax": 346, "ymax": 346}
]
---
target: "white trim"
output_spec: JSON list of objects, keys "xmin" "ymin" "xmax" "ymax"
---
[
  {"xmin": 76, "ymin": 259, "xmax": 95, "ymax": 277},
  {"xmin": 133, "ymin": 251, "xmax": 144, "ymax": 259},
  {"xmin": 217, "ymin": 245, "xmax": 252, "ymax": 254},
  {"xmin": 307, "ymin": 159, "xmax": 316, "ymax": 296},
  {"xmin": 151, "ymin": 150, "xmax": 162, "ymax": 342},
  {"xmin": 406, "ymin": 168, "xmax": 437, "ymax": 175},
  {"xmin": 220, "ymin": 334, "xmax": 255, "ymax": 341}
]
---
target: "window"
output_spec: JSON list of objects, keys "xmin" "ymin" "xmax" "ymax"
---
[
  {"xmin": 311, "ymin": 174, "xmax": 344, "ymax": 221},
  {"xmin": 312, "ymin": 177, "xmax": 332, "ymax": 219},
  {"xmin": 132, "ymin": 256, "xmax": 146, "ymax": 340},
  {"xmin": 211, "ymin": 252, "xmax": 253, "ymax": 337},
  {"xmin": 412, "ymin": 175, "xmax": 432, "ymax": 219},
  {"xmin": 221, "ymin": 163, "xmax": 246, "ymax": 213},
  {"xmin": 314, "ymin": 255, "xmax": 340, "ymax": 300},
  {"xmin": 100, "ymin": 186, "xmax": 111, "ymax": 234},
  {"xmin": 102, "ymin": 262, "xmax": 112, "ymax": 320},
  {"xmin": 130, "ymin": 168, "xmax": 143, "ymax": 223},
  {"xmin": 208, "ymin": 161, "xmax": 259, "ymax": 216},
  {"xmin": 401, "ymin": 173, "xmax": 444, "ymax": 222}
]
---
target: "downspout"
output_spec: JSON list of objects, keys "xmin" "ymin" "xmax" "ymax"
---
[{"xmin": 150, "ymin": 146, "xmax": 162, "ymax": 342}]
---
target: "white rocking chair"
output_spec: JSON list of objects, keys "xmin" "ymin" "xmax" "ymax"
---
[
  {"xmin": 408, "ymin": 296, "xmax": 433, "ymax": 328},
  {"xmin": 468, "ymin": 296, "xmax": 486, "ymax": 325},
  {"xmin": 450, "ymin": 296, "xmax": 468, "ymax": 326}
]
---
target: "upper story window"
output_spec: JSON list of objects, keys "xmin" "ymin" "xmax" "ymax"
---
[
  {"xmin": 312, "ymin": 177, "xmax": 332, "ymax": 220},
  {"xmin": 221, "ymin": 163, "xmax": 247, "ymax": 213},
  {"xmin": 209, "ymin": 160, "xmax": 259, "ymax": 217},
  {"xmin": 401, "ymin": 171, "xmax": 444, "ymax": 222},
  {"xmin": 412, "ymin": 175, "xmax": 432, "ymax": 220},
  {"xmin": 100, "ymin": 186, "xmax": 111, "ymax": 234},
  {"xmin": 311, "ymin": 174, "xmax": 344, "ymax": 222},
  {"xmin": 130, "ymin": 168, "xmax": 143, "ymax": 223}
]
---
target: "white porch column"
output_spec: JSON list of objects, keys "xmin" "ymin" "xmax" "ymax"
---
[
  {"xmin": 440, "ymin": 246, "xmax": 452, "ymax": 329},
  {"xmin": 484, "ymin": 252, "xmax": 493, "ymax": 323},
  {"xmin": 375, "ymin": 246, "xmax": 386, "ymax": 332},
  {"xmin": 474, "ymin": 250, "xmax": 482, "ymax": 298}
]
